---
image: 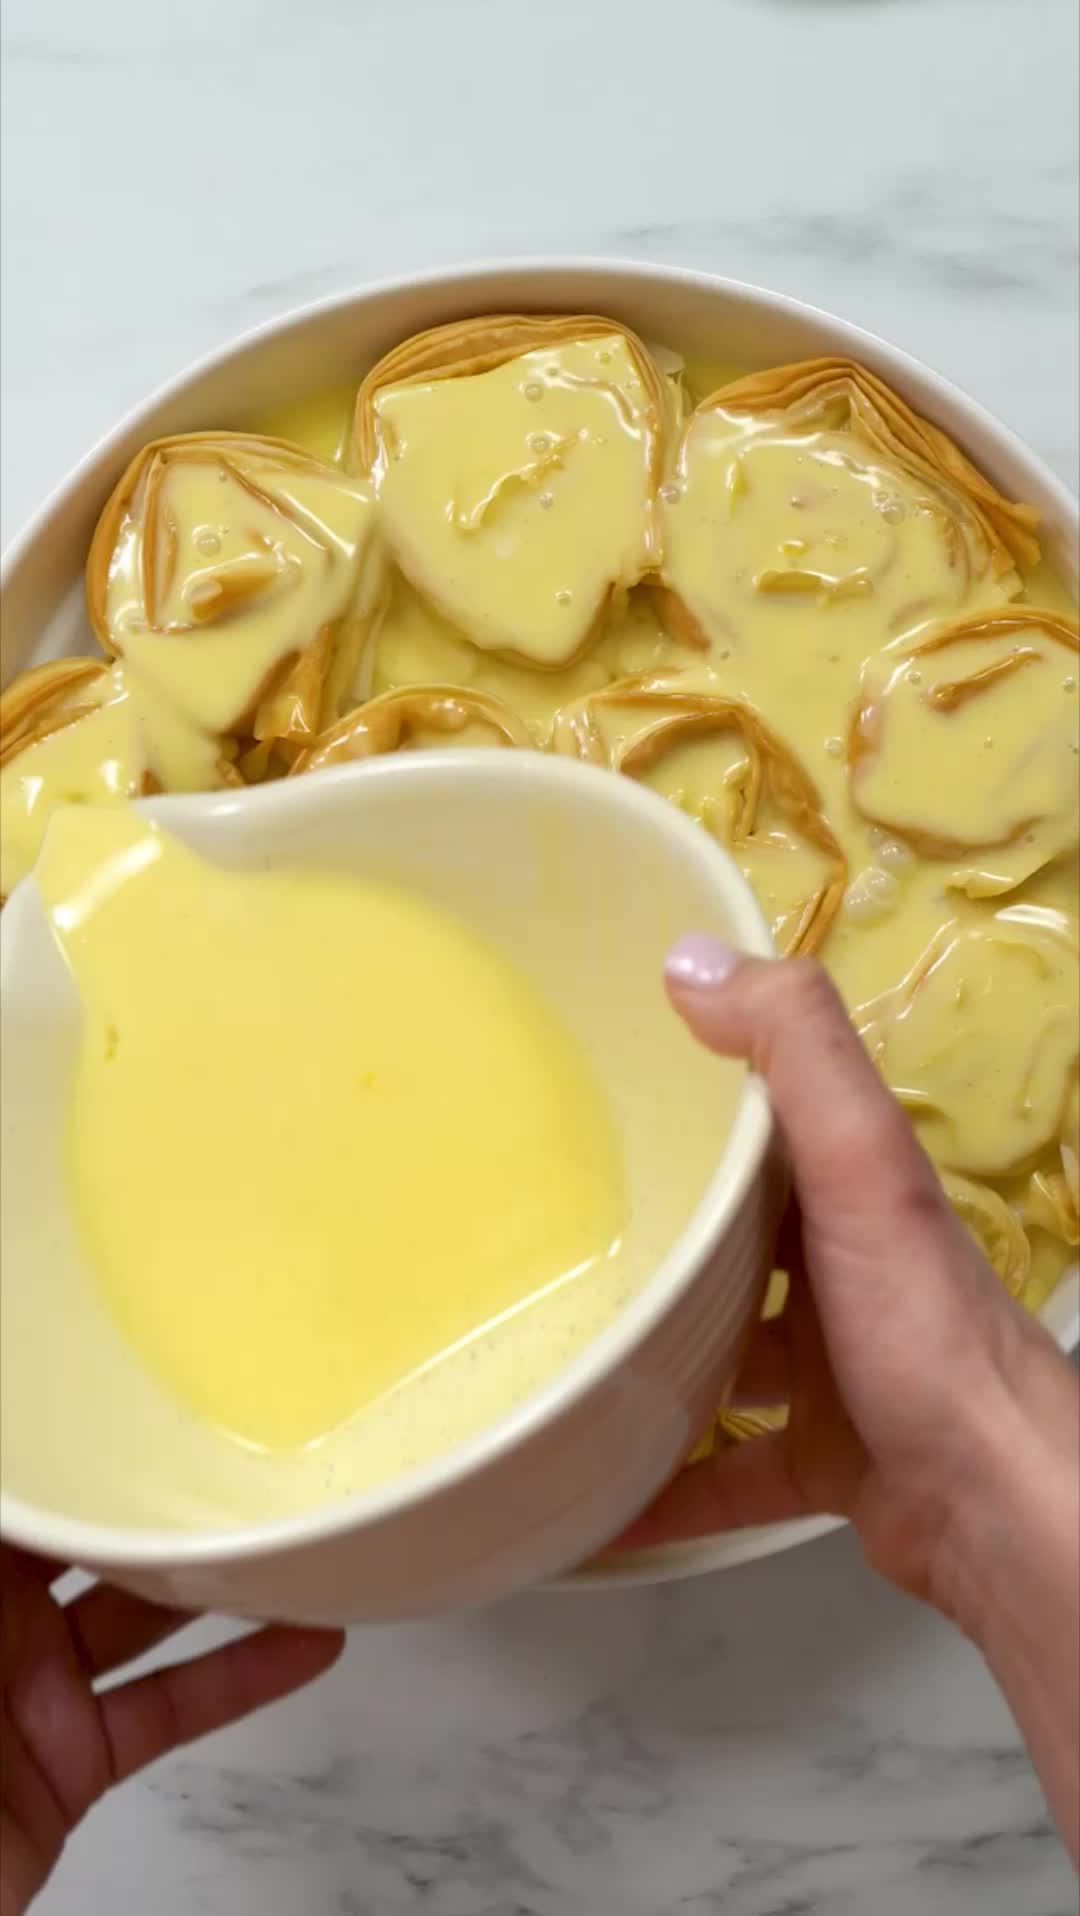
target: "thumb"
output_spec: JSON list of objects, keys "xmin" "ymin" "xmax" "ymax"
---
[{"xmin": 663, "ymin": 935, "xmax": 950, "ymax": 1256}]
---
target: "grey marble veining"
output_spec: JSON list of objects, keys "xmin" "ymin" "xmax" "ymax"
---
[
  {"xmin": 2, "ymin": 0, "xmax": 1078, "ymax": 542},
  {"xmin": 40, "ymin": 1536, "xmax": 1076, "ymax": 1913},
  {"xmin": 3, "ymin": 1, "xmax": 1078, "ymax": 1911}
]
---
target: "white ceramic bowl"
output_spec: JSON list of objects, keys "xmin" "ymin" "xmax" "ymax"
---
[
  {"xmin": 0, "ymin": 752, "xmax": 780, "ymax": 1623},
  {"xmin": 1, "ymin": 260, "xmax": 1077, "ymax": 1604}
]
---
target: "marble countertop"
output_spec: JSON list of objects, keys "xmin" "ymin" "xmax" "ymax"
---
[{"xmin": 2, "ymin": 1, "xmax": 1077, "ymax": 1910}]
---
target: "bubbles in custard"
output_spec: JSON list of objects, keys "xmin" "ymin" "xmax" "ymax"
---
[
  {"xmin": 522, "ymin": 379, "xmax": 543, "ymax": 401},
  {"xmin": 876, "ymin": 838, "xmax": 912, "ymax": 871},
  {"xmin": 844, "ymin": 866, "xmax": 900, "ymax": 922}
]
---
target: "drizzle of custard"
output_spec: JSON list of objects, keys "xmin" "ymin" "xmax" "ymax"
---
[
  {"xmin": 0, "ymin": 661, "xmax": 228, "ymax": 896},
  {"xmin": 371, "ymin": 335, "xmax": 657, "ymax": 666},
  {"xmin": 99, "ymin": 439, "xmax": 378, "ymax": 736}
]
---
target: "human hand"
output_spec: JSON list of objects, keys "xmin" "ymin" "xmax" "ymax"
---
[
  {"xmin": 624, "ymin": 937, "xmax": 1079, "ymax": 1859},
  {"xmin": 0, "ymin": 1547, "xmax": 343, "ymax": 1914}
]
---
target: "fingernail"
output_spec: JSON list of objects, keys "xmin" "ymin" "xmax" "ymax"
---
[{"xmin": 664, "ymin": 932, "xmax": 741, "ymax": 991}]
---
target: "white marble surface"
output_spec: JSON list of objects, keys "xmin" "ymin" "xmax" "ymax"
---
[{"xmin": 2, "ymin": 0, "xmax": 1077, "ymax": 1910}]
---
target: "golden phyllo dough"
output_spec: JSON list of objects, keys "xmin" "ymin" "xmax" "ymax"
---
[
  {"xmin": 856, "ymin": 909, "xmax": 1078, "ymax": 1178},
  {"xmin": 848, "ymin": 607, "xmax": 1079, "ymax": 896},
  {"xmin": 86, "ymin": 433, "xmax": 379, "ymax": 751},
  {"xmin": 687, "ymin": 1404, "xmax": 789, "ymax": 1463},
  {"xmin": 0, "ymin": 656, "xmax": 237, "ymax": 898},
  {"xmin": 657, "ymin": 357, "xmax": 1039, "ymax": 680},
  {"xmin": 291, "ymin": 684, "xmax": 532, "ymax": 773},
  {"xmin": 353, "ymin": 316, "xmax": 668, "ymax": 668},
  {"xmin": 550, "ymin": 676, "xmax": 846, "ymax": 955},
  {"xmin": 1, "ymin": 657, "xmax": 109, "ymax": 753},
  {"xmin": 367, "ymin": 573, "xmax": 683, "ymax": 744},
  {"xmin": 690, "ymin": 357, "xmax": 1039, "ymax": 565},
  {"xmin": 0, "ymin": 314, "xmax": 1074, "ymax": 1370},
  {"xmin": 943, "ymin": 1172, "xmax": 1032, "ymax": 1297},
  {"xmin": 1022, "ymin": 1144, "xmax": 1079, "ymax": 1252}
]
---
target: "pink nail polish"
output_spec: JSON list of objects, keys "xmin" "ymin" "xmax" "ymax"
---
[{"xmin": 664, "ymin": 932, "xmax": 741, "ymax": 991}]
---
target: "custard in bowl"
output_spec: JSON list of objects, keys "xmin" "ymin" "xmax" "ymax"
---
[
  {"xmin": 0, "ymin": 262, "xmax": 1076, "ymax": 1603},
  {"xmin": 0, "ymin": 752, "xmax": 778, "ymax": 1622}
]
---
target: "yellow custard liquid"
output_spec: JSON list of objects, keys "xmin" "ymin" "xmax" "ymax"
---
[
  {"xmin": 258, "ymin": 384, "xmax": 355, "ymax": 465},
  {"xmin": 256, "ymin": 366, "xmax": 1079, "ymax": 1318},
  {"xmin": 102, "ymin": 441, "xmax": 377, "ymax": 737},
  {"xmin": 39, "ymin": 808, "xmax": 624, "ymax": 1453},
  {"xmin": 0, "ymin": 660, "xmax": 227, "ymax": 897},
  {"xmin": 371, "ymin": 333, "xmax": 657, "ymax": 667},
  {"xmin": 3, "ymin": 334, "xmax": 1074, "ymax": 1477}
]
